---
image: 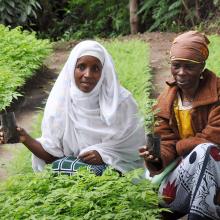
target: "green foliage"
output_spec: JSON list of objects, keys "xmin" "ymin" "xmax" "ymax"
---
[
  {"xmin": 57, "ymin": 0, "xmax": 130, "ymax": 40},
  {"xmin": 0, "ymin": 168, "xmax": 166, "ymax": 219},
  {"xmin": 138, "ymin": 0, "xmax": 220, "ymax": 32},
  {"xmin": 0, "ymin": 0, "xmax": 41, "ymax": 27},
  {"xmin": 149, "ymin": 0, "xmax": 181, "ymax": 31},
  {"xmin": 0, "ymin": 25, "xmax": 52, "ymax": 111},
  {"xmin": 206, "ymin": 35, "xmax": 220, "ymax": 75}
]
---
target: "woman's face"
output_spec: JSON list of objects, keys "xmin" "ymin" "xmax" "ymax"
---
[
  {"xmin": 74, "ymin": 55, "xmax": 102, "ymax": 93},
  {"xmin": 171, "ymin": 60, "xmax": 204, "ymax": 90}
]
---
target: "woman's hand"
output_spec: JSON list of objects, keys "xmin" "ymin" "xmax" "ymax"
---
[
  {"xmin": 0, "ymin": 126, "xmax": 29, "ymax": 144},
  {"xmin": 16, "ymin": 127, "xmax": 29, "ymax": 143},
  {"xmin": 139, "ymin": 145, "xmax": 160, "ymax": 163},
  {"xmin": 78, "ymin": 150, "xmax": 104, "ymax": 165}
]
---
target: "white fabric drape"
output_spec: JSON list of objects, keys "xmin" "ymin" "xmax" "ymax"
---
[{"xmin": 32, "ymin": 40, "xmax": 146, "ymax": 173}]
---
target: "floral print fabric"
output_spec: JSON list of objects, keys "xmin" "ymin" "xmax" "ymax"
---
[{"xmin": 159, "ymin": 143, "xmax": 220, "ymax": 220}]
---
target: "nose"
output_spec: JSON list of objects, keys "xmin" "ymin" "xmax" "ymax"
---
[
  {"xmin": 84, "ymin": 68, "xmax": 92, "ymax": 78},
  {"xmin": 178, "ymin": 67, "xmax": 185, "ymax": 76}
]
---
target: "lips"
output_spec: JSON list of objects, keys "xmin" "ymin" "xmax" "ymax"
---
[
  {"xmin": 176, "ymin": 80, "xmax": 189, "ymax": 85},
  {"xmin": 80, "ymin": 81, "xmax": 92, "ymax": 86}
]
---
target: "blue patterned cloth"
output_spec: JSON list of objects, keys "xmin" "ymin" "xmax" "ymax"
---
[{"xmin": 52, "ymin": 156, "xmax": 107, "ymax": 176}]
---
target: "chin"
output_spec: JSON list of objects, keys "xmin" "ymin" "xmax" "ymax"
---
[
  {"xmin": 177, "ymin": 83, "xmax": 191, "ymax": 89},
  {"xmin": 80, "ymin": 86, "xmax": 93, "ymax": 93}
]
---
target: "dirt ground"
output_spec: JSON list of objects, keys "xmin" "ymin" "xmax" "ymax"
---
[{"xmin": 0, "ymin": 33, "xmax": 177, "ymax": 178}]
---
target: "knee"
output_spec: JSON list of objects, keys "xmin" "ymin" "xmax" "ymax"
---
[{"xmin": 193, "ymin": 142, "xmax": 215, "ymax": 155}]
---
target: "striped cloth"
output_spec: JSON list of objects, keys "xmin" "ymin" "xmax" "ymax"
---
[{"xmin": 52, "ymin": 156, "xmax": 107, "ymax": 176}]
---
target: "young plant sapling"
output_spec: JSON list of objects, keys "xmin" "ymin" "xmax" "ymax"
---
[{"xmin": 145, "ymin": 98, "xmax": 161, "ymax": 158}]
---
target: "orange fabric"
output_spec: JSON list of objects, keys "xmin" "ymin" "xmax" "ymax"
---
[{"xmin": 170, "ymin": 31, "xmax": 209, "ymax": 63}]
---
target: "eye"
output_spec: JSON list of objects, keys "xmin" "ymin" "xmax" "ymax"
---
[
  {"xmin": 171, "ymin": 63, "xmax": 180, "ymax": 69},
  {"xmin": 76, "ymin": 63, "xmax": 85, "ymax": 71},
  {"xmin": 185, "ymin": 64, "xmax": 197, "ymax": 70},
  {"xmin": 91, "ymin": 65, "xmax": 101, "ymax": 73}
]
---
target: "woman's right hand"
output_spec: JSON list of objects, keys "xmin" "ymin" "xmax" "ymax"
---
[{"xmin": 139, "ymin": 145, "xmax": 160, "ymax": 163}]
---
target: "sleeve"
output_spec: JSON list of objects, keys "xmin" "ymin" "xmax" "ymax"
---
[
  {"xmin": 37, "ymin": 115, "xmax": 64, "ymax": 158},
  {"xmin": 32, "ymin": 115, "xmax": 65, "ymax": 171},
  {"xmin": 176, "ymin": 104, "xmax": 220, "ymax": 156}
]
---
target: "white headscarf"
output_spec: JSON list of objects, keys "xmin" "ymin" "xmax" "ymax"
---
[{"xmin": 33, "ymin": 40, "xmax": 145, "ymax": 173}]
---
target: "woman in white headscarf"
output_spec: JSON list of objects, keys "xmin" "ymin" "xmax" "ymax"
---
[{"xmin": 1, "ymin": 40, "xmax": 145, "ymax": 175}]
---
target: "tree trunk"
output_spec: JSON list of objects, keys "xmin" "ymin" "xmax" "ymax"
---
[{"xmin": 129, "ymin": 0, "xmax": 138, "ymax": 34}]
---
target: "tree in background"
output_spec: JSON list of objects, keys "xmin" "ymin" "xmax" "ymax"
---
[
  {"xmin": 0, "ymin": 0, "xmax": 41, "ymax": 29},
  {"xmin": 0, "ymin": 0, "xmax": 220, "ymax": 39},
  {"xmin": 130, "ymin": 0, "xmax": 139, "ymax": 34},
  {"xmin": 138, "ymin": 0, "xmax": 220, "ymax": 32}
]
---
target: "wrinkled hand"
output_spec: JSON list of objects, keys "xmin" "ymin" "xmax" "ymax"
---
[
  {"xmin": 78, "ymin": 150, "xmax": 104, "ymax": 165},
  {"xmin": 139, "ymin": 145, "xmax": 160, "ymax": 163}
]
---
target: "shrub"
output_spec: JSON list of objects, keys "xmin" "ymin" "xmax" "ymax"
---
[
  {"xmin": 0, "ymin": 168, "xmax": 166, "ymax": 219},
  {"xmin": 0, "ymin": 25, "xmax": 52, "ymax": 111},
  {"xmin": 57, "ymin": 0, "xmax": 130, "ymax": 40},
  {"xmin": 0, "ymin": 0, "xmax": 41, "ymax": 28}
]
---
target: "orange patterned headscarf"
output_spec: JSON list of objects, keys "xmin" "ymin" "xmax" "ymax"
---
[{"xmin": 170, "ymin": 31, "xmax": 210, "ymax": 63}]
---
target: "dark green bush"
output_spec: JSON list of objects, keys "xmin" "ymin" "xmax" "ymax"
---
[
  {"xmin": 43, "ymin": 0, "xmax": 130, "ymax": 40},
  {"xmin": 0, "ymin": 0, "xmax": 41, "ymax": 28},
  {"xmin": 138, "ymin": 0, "xmax": 220, "ymax": 32}
]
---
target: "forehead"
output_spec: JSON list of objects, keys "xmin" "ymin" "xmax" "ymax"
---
[
  {"xmin": 171, "ymin": 59, "xmax": 200, "ymax": 66},
  {"xmin": 77, "ymin": 55, "xmax": 102, "ymax": 66}
]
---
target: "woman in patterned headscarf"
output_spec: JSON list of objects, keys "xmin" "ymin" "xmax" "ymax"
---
[
  {"xmin": 0, "ymin": 40, "xmax": 145, "ymax": 176},
  {"xmin": 140, "ymin": 31, "xmax": 220, "ymax": 219}
]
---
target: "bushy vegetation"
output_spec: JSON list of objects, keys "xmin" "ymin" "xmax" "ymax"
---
[
  {"xmin": 0, "ymin": 0, "xmax": 41, "ymax": 28},
  {"xmin": 0, "ymin": 25, "xmax": 52, "ymax": 111},
  {"xmin": 138, "ymin": 0, "xmax": 220, "ymax": 32},
  {"xmin": 0, "ymin": 168, "xmax": 166, "ymax": 219},
  {"xmin": 1, "ymin": 0, "xmax": 220, "ymax": 39}
]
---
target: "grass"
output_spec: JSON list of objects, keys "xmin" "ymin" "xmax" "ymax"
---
[{"xmin": 206, "ymin": 34, "xmax": 220, "ymax": 76}]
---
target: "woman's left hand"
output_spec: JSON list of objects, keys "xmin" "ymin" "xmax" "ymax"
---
[{"xmin": 78, "ymin": 150, "xmax": 104, "ymax": 165}]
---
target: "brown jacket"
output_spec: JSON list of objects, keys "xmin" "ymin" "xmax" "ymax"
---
[{"xmin": 147, "ymin": 69, "xmax": 220, "ymax": 175}]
